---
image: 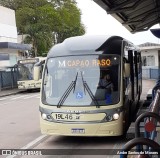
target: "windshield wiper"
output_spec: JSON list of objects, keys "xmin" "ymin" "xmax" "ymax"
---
[
  {"xmin": 57, "ymin": 72, "xmax": 78, "ymax": 108},
  {"xmin": 81, "ymin": 72, "xmax": 100, "ymax": 108}
]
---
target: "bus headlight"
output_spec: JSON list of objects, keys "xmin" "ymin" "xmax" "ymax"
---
[
  {"xmin": 113, "ymin": 113, "xmax": 119, "ymax": 120},
  {"xmin": 104, "ymin": 108, "xmax": 121, "ymax": 122},
  {"xmin": 42, "ymin": 113, "xmax": 47, "ymax": 120},
  {"xmin": 41, "ymin": 113, "xmax": 52, "ymax": 121}
]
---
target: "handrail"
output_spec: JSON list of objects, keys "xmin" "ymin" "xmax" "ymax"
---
[
  {"xmin": 120, "ymin": 138, "xmax": 160, "ymax": 158},
  {"xmin": 135, "ymin": 112, "xmax": 160, "ymax": 138},
  {"xmin": 152, "ymin": 79, "xmax": 160, "ymax": 100},
  {"xmin": 149, "ymin": 89, "xmax": 160, "ymax": 113},
  {"xmin": 135, "ymin": 90, "xmax": 160, "ymax": 138},
  {"xmin": 120, "ymin": 82, "xmax": 160, "ymax": 158}
]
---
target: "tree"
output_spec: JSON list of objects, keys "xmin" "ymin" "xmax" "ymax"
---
[
  {"xmin": 0, "ymin": 0, "xmax": 85, "ymax": 56},
  {"xmin": 54, "ymin": 0, "xmax": 85, "ymax": 43},
  {"xmin": 0, "ymin": 0, "xmax": 48, "ymax": 10},
  {"xmin": 16, "ymin": 4, "xmax": 59, "ymax": 56}
]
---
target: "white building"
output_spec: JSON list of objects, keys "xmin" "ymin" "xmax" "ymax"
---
[
  {"xmin": 0, "ymin": 6, "xmax": 17, "ymax": 43},
  {"xmin": 139, "ymin": 42, "xmax": 160, "ymax": 79},
  {"xmin": 0, "ymin": 6, "xmax": 31, "ymax": 67},
  {"xmin": 139, "ymin": 42, "xmax": 160, "ymax": 69}
]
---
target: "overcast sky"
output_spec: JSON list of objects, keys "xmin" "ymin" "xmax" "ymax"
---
[{"xmin": 76, "ymin": 0, "xmax": 160, "ymax": 45}]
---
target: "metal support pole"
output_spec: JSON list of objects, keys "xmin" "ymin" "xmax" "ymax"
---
[{"xmin": 0, "ymin": 71, "xmax": 2, "ymax": 91}]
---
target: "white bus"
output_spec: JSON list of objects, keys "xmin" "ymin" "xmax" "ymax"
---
[
  {"xmin": 17, "ymin": 57, "xmax": 45, "ymax": 90},
  {"xmin": 34, "ymin": 35, "xmax": 142, "ymax": 136}
]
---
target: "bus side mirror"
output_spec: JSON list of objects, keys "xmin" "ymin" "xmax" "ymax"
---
[
  {"xmin": 34, "ymin": 66, "xmax": 40, "ymax": 81},
  {"xmin": 124, "ymin": 63, "xmax": 130, "ymax": 77}
]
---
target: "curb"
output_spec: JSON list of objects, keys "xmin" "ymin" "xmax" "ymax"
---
[{"xmin": 0, "ymin": 90, "xmax": 22, "ymax": 98}]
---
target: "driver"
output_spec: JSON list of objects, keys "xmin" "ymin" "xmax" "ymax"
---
[{"xmin": 98, "ymin": 74, "xmax": 114, "ymax": 93}]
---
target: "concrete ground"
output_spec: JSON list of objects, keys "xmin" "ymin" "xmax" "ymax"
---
[{"xmin": 141, "ymin": 79, "xmax": 156, "ymax": 100}]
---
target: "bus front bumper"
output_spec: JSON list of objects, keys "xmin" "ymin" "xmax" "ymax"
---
[{"xmin": 40, "ymin": 116, "xmax": 124, "ymax": 136}]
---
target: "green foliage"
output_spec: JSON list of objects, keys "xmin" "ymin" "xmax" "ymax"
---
[
  {"xmin": 55, "ymin": 1, "xmax": 85, "ymax": 43},
  {"xmin": 0, "ymin": 0, "xmax": 48, "ymax": 10},
  {"xmin": 0, "ymin": 0, "xmax": 85, "ymax": 56}
]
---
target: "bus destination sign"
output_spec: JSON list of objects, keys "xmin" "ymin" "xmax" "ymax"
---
[
  {"xmin": 18, "ymin": 59, "xmax": 39, "ymax": 64},
  {"xmin": 57, "ymin": 59, "xmax": 114, "ymax": 68}
]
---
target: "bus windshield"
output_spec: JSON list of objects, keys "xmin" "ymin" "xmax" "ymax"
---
[
  {"xmin": 17, "ymin": 59, "xmax": 39, "ymax": 81},
  {"xmin": 18, "ymin": 63, "xmax": 34, "ymax": 81},
  {"xmin": 42, "ymin": 55, "xmax": 120, "ymax": 106}
]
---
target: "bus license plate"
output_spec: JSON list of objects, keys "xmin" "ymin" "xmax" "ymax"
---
[
  {"xmin": 52, "ymin": 113, "xmax": 80, "ymax": 121},
  {"xmin": 71, "ymin": 128, "xmax": 85, "ymax": 134}
]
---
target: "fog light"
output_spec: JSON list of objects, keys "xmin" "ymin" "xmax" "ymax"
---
[
  {"xmin": 113, "ymin": 113, "xmax": 119, "ymax": 120},
  {"xmin": 42, "ymin": 113, "xmax": 47, "ymax": 120},
  {"xmin": 106, "ymin": 115, "xmax": 113, "ymax": 121},
  {"xmin": 47, "ymin": 115, "xmax": 52, "ymax": 119}
]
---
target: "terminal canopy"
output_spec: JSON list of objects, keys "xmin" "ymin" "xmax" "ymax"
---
[{"xmin": 93, "ymin": 0, "xmax": 160, "ymax": 33}]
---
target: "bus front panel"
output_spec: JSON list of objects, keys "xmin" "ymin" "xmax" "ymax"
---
[{"xmin": 40, "ymin": 54, "xmax": 123, "ymax": 136}]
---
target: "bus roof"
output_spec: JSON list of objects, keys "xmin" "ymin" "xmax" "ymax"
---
[{"xmin": 47, "ymin": 35, "xmax": 126, "ymax": 58}]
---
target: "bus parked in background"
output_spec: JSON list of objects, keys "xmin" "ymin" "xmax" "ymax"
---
[
  {"xmin": 17, "ymin": 57, "xmax": 45, "ymax": 90},
  {"xmin": 34, "ymin": 35, "xmax": 142, "ymax": 136}
]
